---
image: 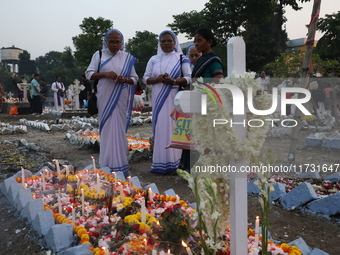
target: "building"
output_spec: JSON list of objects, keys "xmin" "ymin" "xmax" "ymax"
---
[
  {"xmin": 286, "ymin": 38, "xmax": 318, "ymax": 52},
  {"xmin": 1, "ymin": 46, "xmax": 24, "ymax": 73}
]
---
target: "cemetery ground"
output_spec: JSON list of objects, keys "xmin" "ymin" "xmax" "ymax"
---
[{"xmin": 0, "ymin": 114, "xmax": 339, "ymax": 255}]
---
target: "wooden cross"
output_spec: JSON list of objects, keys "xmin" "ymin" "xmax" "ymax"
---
[
  {"xmin": 174, "ymin": 37, "xmax": 248, "ymax": 255},
  {"xmin": 329, "ymin": 91, "xmax": 340, "ymax": 126}
]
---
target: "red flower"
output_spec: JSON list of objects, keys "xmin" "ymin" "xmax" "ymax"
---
[
  {"xmin": 172, "ymin": 203, "xmax": 181, "ymax": 211},
  {"xmin": 131, "ymin": 224, "xmax": 140, "ymax": 230}
]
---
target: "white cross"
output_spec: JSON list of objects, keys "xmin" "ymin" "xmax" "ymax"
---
[{"xmin": 174, "ymin": 37, "xmax": 248, "ymax": 255}]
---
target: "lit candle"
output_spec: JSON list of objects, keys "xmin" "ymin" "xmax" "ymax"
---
[
  {"xmin": 96, "ymin": 174, "xmax": 100, "ymax": 193},
  {"xmin": 144, "ymin": 238, "xmax": 147, "ymax": 250},
  {"xmin": 102, "ymin": 247, "xmax": 110, "ymax": 255},
  {"xmin": 182, "ymin": 240, "xmax": 192, "ymax": 255},
  {"xmin": 149, "ymin": 187, "xmax": 154, "ymax": 202},
  {"xmin": 91, "ymin": 156, "xmax": 96, "ymax": 172},
  {"xmin": 76, "ymin": 175, "xmax": 80, "ymax": 189},
  {"xmin": 21, "ymin": 167, "xmax": 25, "ymax": 188},
  {"xmin": 255, "ymin": 216, "xmax": 260, "ymax": 247},
  {"xmin": 119, "ymin": 182, "xmax": 124, "ymax": 202},
  {"xmin": 42, "ymin": 170, "xmax": 46, "ymax": 191},
  {"xmin": 176, "ymin": 194, "xmax": 180, "ymax": 203},
  {"xmin": 141, "ymin": 198, "xmax": 146, "ymax": 223},
  {"xmin": 81, "ymin": 189, "xmax": 85, "ymax": 216},
  {"xmin": 64, "ymin": 165, "xmax": 69, "ymax": 176},
  {"xmin": 111, "ymin": 171, "xmax": 117, "ymax": 186},
  {"xmin": 71, "ymin": 206, "xmax": 75, "ymax": 227},
  {"xmin": 57, "ymin": 193, "xmax": 62, "ymax": 214},
  {"xmin": 167, "ymin": 249, "xmax": 171, "ymax": 254},
  {"xmin": 54, "ymin": 159, "xmax": 61, "ymax": 180},
  {"xmin": 127, "ymin": 176, "xmax": 132, "ymax": 194}
]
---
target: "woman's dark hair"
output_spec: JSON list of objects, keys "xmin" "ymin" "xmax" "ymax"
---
[{"xmin": 194, "ymin": 28, "xmax": 217, "ymax": 48}]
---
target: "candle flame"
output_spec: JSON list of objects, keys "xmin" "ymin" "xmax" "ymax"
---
[
  {"xmin": 181, "ymin": 240, "xmax": 187, "ymax": 247},
  {"xmin": 167, "ymin": 248, "xmax": 171, "ymax": 254},
  {"xmin": 256, "ymin": 216, "xmax": 259, "ymax": 220}
]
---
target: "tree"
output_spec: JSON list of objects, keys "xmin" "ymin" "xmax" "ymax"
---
[
  {"xmin": 72, "ymin": 17, "xmax": 113, "ymax": 69},
  {"xmin": 35, "ymin": 48, "xmax": 82, "ymax": 85},
  {"xmin": 264, "ymin": 50, "xmax": 340, "ymax": 79},
  {"xmin": 125, "ymin": 31, "xmax": 158, "ymax": 78},
  {"xmin": 167, "ymin": 0, "xmax": 311, "ymax": 72},
  {"xmin": 315, "ymin": 11, "xmax": 340, "ymax": 62},
  {"xmin": 18, "ymin": 51, "xmax": 36, "ymax": 77},
  {"xmin": 167, "ymin": 11, "xmax": 207, "ymax": 40}
]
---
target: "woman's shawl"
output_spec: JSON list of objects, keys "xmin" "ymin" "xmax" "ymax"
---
[{"xmin": 192, "ymin": 52, "xmax": 222, "ymax": 78}]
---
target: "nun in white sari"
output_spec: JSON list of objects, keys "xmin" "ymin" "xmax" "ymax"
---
[
  {"xmin": 85, "ymin": 29, "xmax": 138, "ymax": 176},
  {"xmin": 143, "ymin": 30, "xmax": 191, "ymax": 174}
]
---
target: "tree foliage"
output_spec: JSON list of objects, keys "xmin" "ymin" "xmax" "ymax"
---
[
  {"xmin": 264, "ymin": 50, "xmax": 340, "ymax": 78},
  {"xmin": 72, "ymin": 17, "xmax": 113, "ymax": 69},
  {"xmin": 315, "ymin": 11, "xmax": 340, "ymax": 61},
  {"xmin": 35, "ymin": 47, "xmax": 82, "ymax": 86},
  {"xmin": 167, "ymin": 0, "xmax": 311, "ymax": 72},
  {"xmin": 125, "ymin": 31, "xmax": 158, "ymax": 79},
  {"xmin": 18, "ymin": 51, "xmax": 36, "ymax": 77},
  {"xmin": 167, "ymin": 10, "xmax": 207, "ymax": 39}
]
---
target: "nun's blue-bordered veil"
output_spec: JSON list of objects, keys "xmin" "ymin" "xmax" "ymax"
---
[{"xmin": 157, "ymin": 30, "xmax": 183, "ymax": 55}]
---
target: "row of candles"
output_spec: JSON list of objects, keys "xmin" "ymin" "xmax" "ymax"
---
[{"xmin": 21, "ymin": 156, "xmax": 187, "ymax": 254}]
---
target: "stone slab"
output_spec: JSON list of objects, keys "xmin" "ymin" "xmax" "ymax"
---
[
  {"xmin": 247, "ymin": 178, "xmax": 260, "ymax": 194},
  {"xmin": 281, "ymin": 182, "xmax": 318, "ymax": 210},
  {"xmin": 20, "ymin": 198, "xmax": 45, "ymax": 222},
  {"xmin": 307, "ymin": 192, "xmax": 340, "ymax": 218},
  {"xmin": 270, "ymin": 182, "xmax": 286, "ymax": 201},
  {"xmin": 324, "ymin": 172, "xmax": 340, "ymax": 181},
  {"xmin": 115, "ymin": 171, "xmax": 126, "ymax": 181},
  {"xmin": 131, "ymin": 176, "xmax": 142, "ymax": 190},
  {"xmin": 189, "ymin": 202, "xmax": 197, "ymax": 210},
  {"xmin": 144, "ymin": 183, "xmax": 159, "ymax": 194},
  {"xmin": 57, "ymin": 243, "xmax": 92, "ymax": 255},
  {"xmin": 101, "ymin": 167, "xmax": 111, "ymax": 174},
  {"xmin": 7, "ymin": 183, "xmax": 23, "ymax": 205},
  {"xmin": 296, "ymin": 171, "xmax": 321, "ymax": 179},
  {"xmin": 322, "ymin": 138, "xmax": 340, "ymax": 149},
  {"xmin": 32, "ymin": 209, "xmax": 55, "ymax": 236},
  {"xmin": 3, "ymin": 177, "xmax": 17, "ymax": 194},
  {"xmin": 45, "ymin": 223, "xmax": 73, "ymax": 253},
  {"xmin": 310, "ymin": 248, "xmax": 329, "ymax": 255},
  {"xmin": 305, "ymin": 137, "xmax": 323, "ymax": 147},
  {"xmin": 163, "ymin": 189, "xmax": 177, "ymax": 197},
  {"xmin": 288, "ymin": 237, "xmax": 312, "ymax": 255},
  {"xmin": 14, "ymin": 188, "xmax": 33, "ymax": 211}
]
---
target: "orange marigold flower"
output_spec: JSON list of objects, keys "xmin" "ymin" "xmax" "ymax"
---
[{"xmin": 180, "ymin": 221, "xmax": 187, "ymax": 226}]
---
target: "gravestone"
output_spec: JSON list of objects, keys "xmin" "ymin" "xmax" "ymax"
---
[
  {"xmin": 174, "ymin": 36, "xmax": 248, "ymax": 255},
  {"xmin": 329, "ymin": 91, "xmax": 340, "ymax": 125}
]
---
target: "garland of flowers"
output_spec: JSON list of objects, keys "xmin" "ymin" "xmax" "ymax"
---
[{"xmin": 178, "ymin": 72, "xmax": 273, "ymax": 254}]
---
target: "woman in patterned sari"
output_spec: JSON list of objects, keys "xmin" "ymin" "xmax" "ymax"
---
[
  {"xmin": 85, "ymin": 29, "xmax": 138, "ymax": 176},
  {"xmin": 143, "ymin": 30, "xmax": 191, "ymax": 174}
]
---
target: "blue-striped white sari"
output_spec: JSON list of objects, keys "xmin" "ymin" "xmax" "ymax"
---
[
  {"xmin": 143, "ymin": 51, "xmax": 191, "ymax": 174},
  {"xmin": 92, "ymin": 50, "xmax": 137, "ymax": 176}
]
